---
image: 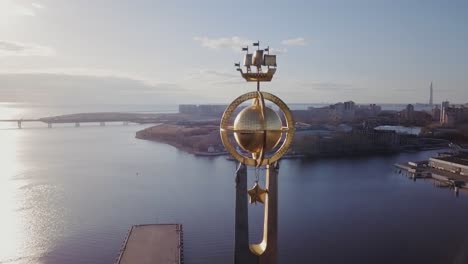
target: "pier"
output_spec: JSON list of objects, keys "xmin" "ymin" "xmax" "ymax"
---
[
  {"xmin": 395, "ymin": 156, "xmax": 468, "ymax": 195},
  {"xmin": 116, "ymin": 224, "xmax": 183, "ymax": 264}
]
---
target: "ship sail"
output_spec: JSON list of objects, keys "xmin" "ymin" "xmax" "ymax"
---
[
  {"xmin": 244, "ymin": 54, "xmax": 253, "ymax": 66},
  {"xmin": 252, "ymin": 50, "xmax": 264, "ymax": 66},
  {"xmin": 263, "ymin": 55, "xmax": 276, "ymax": 67}
]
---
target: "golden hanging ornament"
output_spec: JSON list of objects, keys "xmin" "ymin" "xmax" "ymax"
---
[{"xmin": 247, "ymin": 181, "xmax": 268, "ymax": 204}]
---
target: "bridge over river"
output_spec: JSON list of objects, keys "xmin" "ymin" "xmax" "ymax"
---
[{"xmin": 0, "ymin": 112, "xmax": 182, "ymax": 129}]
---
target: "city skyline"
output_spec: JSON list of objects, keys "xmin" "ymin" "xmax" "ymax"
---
[{"xmin": 1, "ymin": 0, "xmax": 467, "ymax": 105}]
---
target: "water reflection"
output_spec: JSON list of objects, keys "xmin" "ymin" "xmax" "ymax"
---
[
  {"xmin": 0, "ymin": 130, "xmax": 64, "ymax": 264},
  {"xmin": 0, "ymin": 131, "xmax": 26, "ymax": 262},
  {"xmin": 1, "ymin": 126, "xmax": 468, "ymax": 264}
]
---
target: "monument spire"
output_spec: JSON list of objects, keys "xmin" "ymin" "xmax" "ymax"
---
[{"xmin": 221, "ymin": 41, "xmax": 295, "ymax": 264}]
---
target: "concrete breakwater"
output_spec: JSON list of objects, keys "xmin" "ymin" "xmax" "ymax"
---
[{"xmin": 395, "ymin": 153, "xmax": 468, "ymax": 195}]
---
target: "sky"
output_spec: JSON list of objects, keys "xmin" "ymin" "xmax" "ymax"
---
[{"xmin": 0, "ymin": 0, "xmax": 467, "ymax": 105}]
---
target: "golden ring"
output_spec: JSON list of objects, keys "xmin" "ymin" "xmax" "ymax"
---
[{"xmin": 219, "ymin": 91, "xmax": 295, "ymax": 167}]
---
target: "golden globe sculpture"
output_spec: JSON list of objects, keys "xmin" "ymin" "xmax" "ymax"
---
[
  {"xmin": 220, "ymin": 91, "xmax": 294, "ymax": 167},
  {"xmin": 234, "ymin": 102, "xmax": 282, "ymax": 153}
]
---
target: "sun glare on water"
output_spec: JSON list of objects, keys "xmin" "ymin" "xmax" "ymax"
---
[{"xmin": 0, "ymin": 131, "xmax": 28, "ymax": 262}]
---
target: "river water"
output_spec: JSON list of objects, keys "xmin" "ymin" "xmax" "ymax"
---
[{"xmin": 1, "ymin": 105, "xmax": 468, "ymax": 264}]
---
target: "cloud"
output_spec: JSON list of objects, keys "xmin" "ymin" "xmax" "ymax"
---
[
  {"xmin": 193, "ymin": 36, "xmax": 251, "ymax": 52},
  {"xmin": 270, "ymin": 47, "xmax": 288, "ymax": 54},
  {"xmin": 282, "ymin": 37, "xmax": 307, "ymax": 46},
  {"xmin": 14, "ymin": 6, "xmax": 35, "ymax": 16},
  {"xmin": 197, "ymin": 69, "xmax": 238, "ymax": 79},
  {"xmin": 31, "ymin": 2, "xmax": 44, "ymax": 9},
  {"xmin": 0, "ymin": 73, "xmax": 190, "ymax": 105},
  {"xmin": 2, "ymin": 67, "xmax": 162, "ymax": 87},
  {"xmin": 184, "ymin": 69, "xmax": 243, "ymax": 85},
  {"xmin": 0, "ymin": 41, "xmax": 55, "ymax": 57},
  {"xmin": 1, "ymin": 1, "xmax": 43, "ymax": 16}
]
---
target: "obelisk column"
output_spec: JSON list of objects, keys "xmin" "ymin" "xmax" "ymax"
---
[
  {"xmin": 259, "ymin": 162, "xmax": 279, "ymax": 264},
  {"xmin": 234, "ymin": 163, "xmax": 255, "ymax": 264}
]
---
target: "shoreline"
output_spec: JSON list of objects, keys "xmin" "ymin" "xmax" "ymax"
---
[
  {"xmin": 139, "ymin": 137, "xmax": 228, "ymax": 157},
  {"xmin": 135, "ymin": 124, "xmax": 449, "ymax": 161},
  {"xmin": 135, "ymin": 123, "xmax": 225, "ymax": 156}
]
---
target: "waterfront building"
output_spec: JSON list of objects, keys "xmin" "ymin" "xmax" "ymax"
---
[
  {"xmin": 355, "ymin": 104, "xmax": 382, "ymax": 119},
  {"xmin": 432, "ymin": 105, "xmax": 441, "ymax": 122},
  {"xmin": 398, "ymin": 104, "xmax": 432, "ymax": 126},
  {"xmin": 179, "ymin": 104, "xmax": 199, "ymax": 114},
  {"xmin": 342, "ymin": 101, "xmax": 356, "ymax": 122},
  {"xmin": 359, "ymin": 104, "xmax": 380, "ymax": 119},
  {"xmin": 293, "ymin": 108, "xmax": 333, "ymax": 123},
  {"xmin": 440, "ymin": 101, "xmax": 450, "ymax": 124},
  {"xmin": 293, "ymin": 100, "xmax": 357, "ymax": 123},
  {"xmin": 429, "ymin": 155, "xmax": 468, "ymax": 176},
  {"xmin": 440, "ymin": 104, "xmax": 468, "ymax": 127},
  {"xmin": 293, "ymin": 128, "xmax": 400, "ymax": 156},
  {"xmin": 330, "ymin": 101, "xmax": 356, "ymax": 122},
  {"xmin": 403, "ymin": 104, "xmax": 415, "ymax": 120}
]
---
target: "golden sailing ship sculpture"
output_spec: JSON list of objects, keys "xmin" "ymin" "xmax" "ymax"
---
[{"xmin": 237, "ymin": 42, "xmax": 277, "ymax": 82}]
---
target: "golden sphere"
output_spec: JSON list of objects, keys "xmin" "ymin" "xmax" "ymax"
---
[{"xmin": 233, "ymin": 104, "xmax": 282, "ymax": 154}]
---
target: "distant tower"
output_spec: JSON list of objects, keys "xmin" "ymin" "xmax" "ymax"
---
[
  {"xmin": 441, "ymin": 100, "xmax": 450, "ymax": 124},
  {"xmin": 429, "ymin": 81, "xmax": 433, "ymax": 108},
  {"xmin": 406, "ymin": 104, "xmax": 415, "ymax": 120}
]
